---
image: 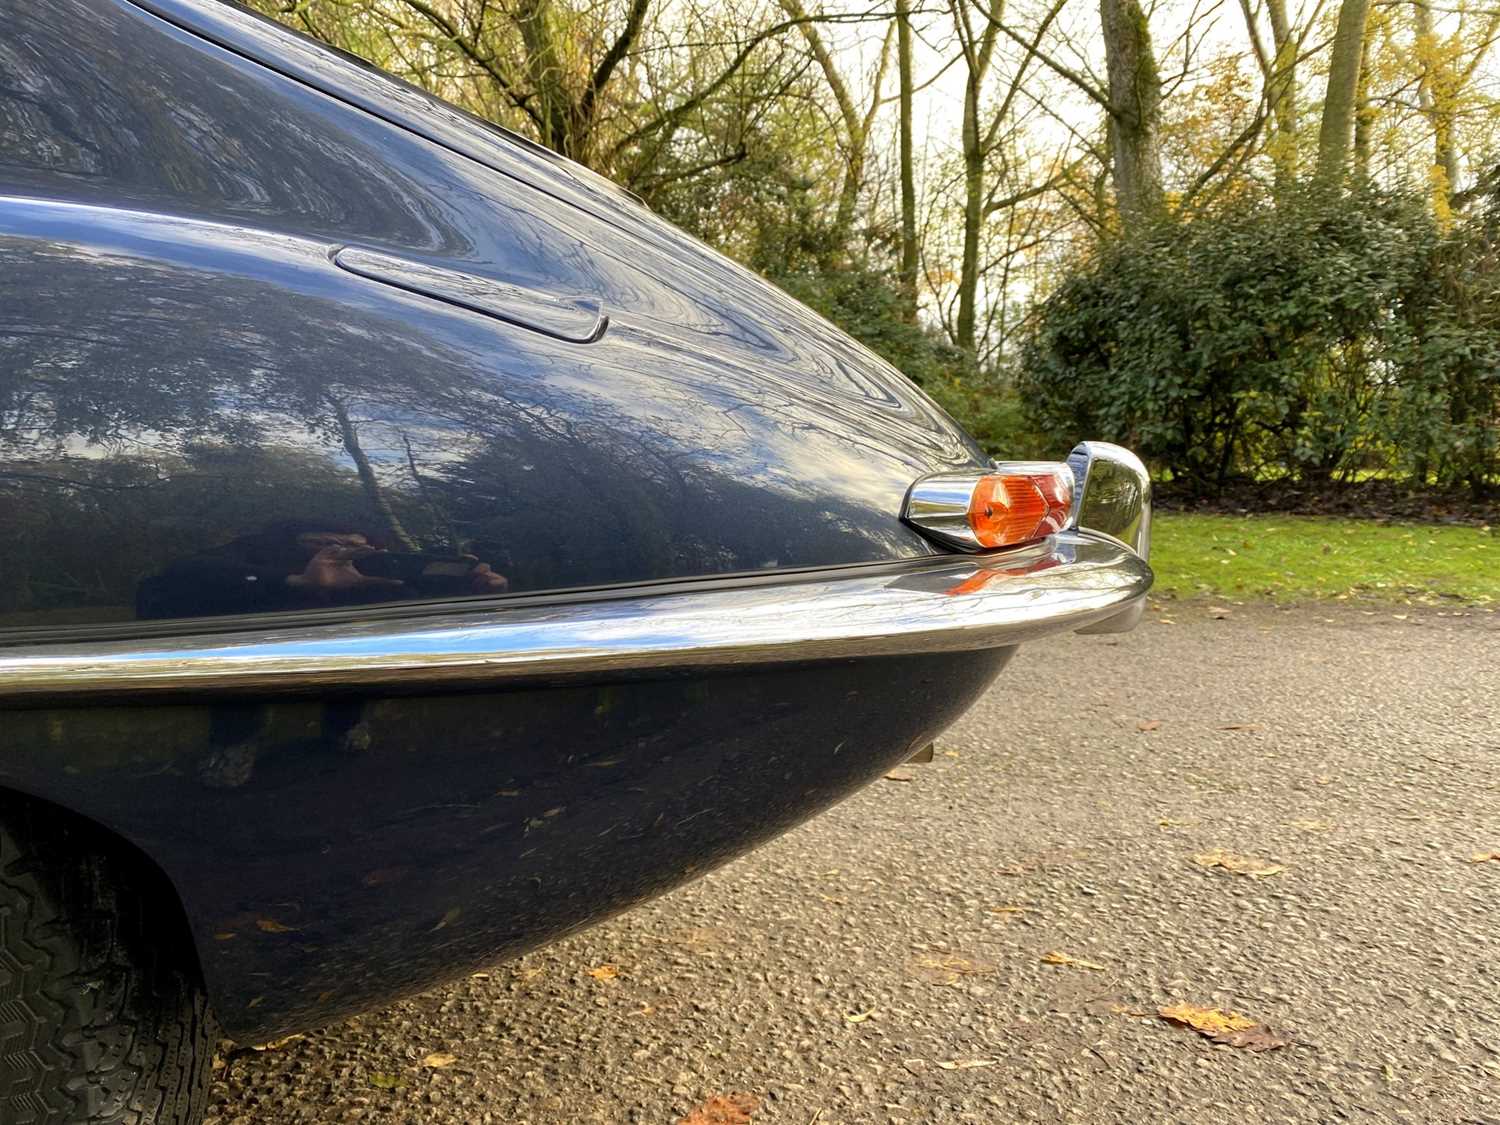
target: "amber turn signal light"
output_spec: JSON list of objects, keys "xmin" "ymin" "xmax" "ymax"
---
[
  {"xmin": 902, "ymin": 464, "xmax": 1074, "ymax": 552},
  {"xmin": 966, "ymin": 469, "xmax": 1072, "ymax": 548}
]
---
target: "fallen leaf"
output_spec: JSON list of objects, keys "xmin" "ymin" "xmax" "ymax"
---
[
  {"xmin": 214, "ymin": 932, "xmax": 236, "ymax": 941},
  {"xmin": 587, "ymin": 964, "xmax": 620, "ymax": 981},
  {"xmin": 1157, "ymin": 1003, "xmax": 1291, "ymax": 1051},
  {"xmin": 938, "ymin": 1058, "xmax": 998, "ymax": 1071},
  {"xmin": 1158, "ymin": 818, "xmax": 1198, "ymax": 829},
  {"xmin": 367, "ymin": 1072, "xmax": 408, "ymax": 1090},
  {"xmin": 252, "ymin": 1034, "xmax": 304, "ymax": 1052},
  {"xmin": 1208, "ymin": 606, "xmax": 1232, "ymax": 618},
  {"xmin": 843, "ymin": 1009, "xmax": 877, "ymax": 1024},
  {"xmin": 1040, "ymin": 950, "xmax": 1107, "ymax": 971},
  {"xmin": 987, "ymin": 904, "xmax": 1029, "ymax": 915},
  {"xmin": 255, "ymin": 918, "xmax": 297, "ymax": 934},
  {"xmin": 1136, "ymin": 720, "xmax": 1162, "ymax": 732},
  {"xmin": 431, "ymin": 906, "xmax": 461, "ymax": 932},
  {"xmin": 942, "ymin": 749, "xmax": 961, "ymax": 759},
  {"xmin": 1193, "ymin": 849, "xmax": 1284, "ymax": 877},
  {"xmin": 883, "ymin": 768, "xmax": 915, "ymax": 782},
  {"xmin": 1468, "ymin": 850, "xmax": 1500, "ymax": 863},
  {"xmin": 1217, "ymin": 723, "xmax": 1265, "ymax": 733},
  {"xmin": 420, "ymin": 1052, "xmax": 457, "ymax": 1069},
  {"xmin": 1158, "ymin": 1002, "xmax": 1253, "ymax": 1035},
  {"xmin": 677, "ymin": 1092, "xmax": 761, "ymax": 1125}
]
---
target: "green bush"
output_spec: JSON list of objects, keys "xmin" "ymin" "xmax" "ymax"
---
[{"xmin": 1017, "ymin": 181, "xmax": 1500, "ymax": 496}]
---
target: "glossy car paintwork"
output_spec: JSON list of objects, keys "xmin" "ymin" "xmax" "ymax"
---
[
  {"xmin": 0, "ymin": 0, "xmax": 986, "ymax": 633},
  {"xmin": 0, "ymin": 0, "xmax": 1010, "ymax": 1042},
  {"xmin": 3, "ymin": 650, "xmax": 1011, "ymax": 1039}
]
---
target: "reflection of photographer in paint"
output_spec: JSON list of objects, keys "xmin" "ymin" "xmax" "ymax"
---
[{"xmin": 136, "ymin": 520, "xmax": 509, "ymax": 620}]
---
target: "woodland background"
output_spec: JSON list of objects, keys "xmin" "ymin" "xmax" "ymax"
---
[{"xmin": 250, "ymin": 0, "xmax": 1500, "ymax": 500}]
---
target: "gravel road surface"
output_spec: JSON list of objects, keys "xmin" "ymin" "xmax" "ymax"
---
[{"xmin": 206, "ymin": 603, "xmax": 1500, "ymax": 1125}]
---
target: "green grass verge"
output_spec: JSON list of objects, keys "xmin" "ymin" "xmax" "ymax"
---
[{"xmin": 1150, "ymin": 513, "xmax": 1498, "ymax": 605}]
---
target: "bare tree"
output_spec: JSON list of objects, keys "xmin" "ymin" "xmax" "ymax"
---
[
  {"xmin": 897, "ymin": 0, "xmax": 920, "ymax": 320},
  {"xmin": 777, "ymin": 0, "xmax": 896, "ymax": 247}
]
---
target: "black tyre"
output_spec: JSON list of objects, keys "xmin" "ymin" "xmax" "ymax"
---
[{"xmin": 0, "ymin": 795, "xmax": 217, "ymax": 1125}]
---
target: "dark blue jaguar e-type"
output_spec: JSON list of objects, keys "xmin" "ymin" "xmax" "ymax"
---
[{"xmin": 0, "ymin": 1, "xmax": 1151, "ymax": 1120}]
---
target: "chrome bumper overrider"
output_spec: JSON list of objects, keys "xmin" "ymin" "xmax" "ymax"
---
[{"xmin": 0, "ymin": 443, "xmax": 1150, "ymax": 700}]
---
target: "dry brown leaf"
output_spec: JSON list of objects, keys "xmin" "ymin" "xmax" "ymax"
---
[
  {"xmin": 1157, "ymin": 1003, "xmax": 1290, "ymax": 1051},
  {"xmin": 677, "ymin": 1092, "xmax": 761, "ymax": 1125},
  {"xmin": 1040, "ymin": 950, "xmax": 1107, "ymax": 971},
  {"xmin": 1158, "ymin": 818, "xmax": 1197, "ymax": 829},
  {"xmin": 254, "ymin": 918, "xmax": 297, "ymax": 934},
  {"xmin": 1137, "ymin": 719, "xmax": 1162, "ymax": 732},
  {"xmin": 843, "ymin": 1009, "xmax": 877, "ymax": 1024},
  {"xmin": 251, "ymin": 1034, "xmax": 304, "ymax": 1052},
  {"xmin": 420, "ymin": 1052, "xmax": 457, "ymax": 1069},
  {"xmin": 987, "ymin": 905, "xmax": 1029, "ymax": 915},
  {"xmin": 883, "ymin": 768, "xmax": 916, "ymax": 782},
  {"xmin": 1158, "ymin": 1002, "xmax": 1254, "ymax": 1035},
  {"xmin": 1192, "ymin": 849, "xmax": 1285, "ymax": 877},
  {"xmin": 1468, "ymin": 850, "xmax": 1500, "ymax": 863},
  {"xmin": 937, "ymin": 1058, "xmax": 998, "ymax": 1071},
  {"xmin": 1217, "ymin": 723, "xmax": 1265, "ymax": 733},
  {"xmin": 1208, "ymin": 606, "xmax": 1232, "ymax": 618},
  {"xmin": 586, "ymin": 964, "xmax": 620, "ymax": 981}
]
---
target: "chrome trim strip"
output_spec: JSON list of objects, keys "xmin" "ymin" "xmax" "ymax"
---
[{"xmin": 0, "ymin": 532, "xmax": 1150, "ymax": 701}]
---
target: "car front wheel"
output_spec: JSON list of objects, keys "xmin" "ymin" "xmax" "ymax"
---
[{"xmin": 0, "ymin": 795, "xmax": 216, "ymax": 1125}]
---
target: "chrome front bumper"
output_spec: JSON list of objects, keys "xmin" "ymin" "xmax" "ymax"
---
[{"xmin": 0, "ymin": 443, "xmax": 1151, "ymax": 700}]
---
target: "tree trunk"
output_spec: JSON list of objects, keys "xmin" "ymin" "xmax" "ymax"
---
[
  {"xmin": 515, "ymin": 0, "xmax": 577, "ymax": 158},
  {"xmin": 778, "ymin": 0, "xmax": 878, "ymax": 248},
  {"xmin": 1265, "ymin": 0, "xmax": 1299, "ymax": 184},
  {"xmin": 1315, "ymin": 0, "xmax": 1373, "ymax": 184},
  {"xmin": 1099, "ymin": 0, "xmax": 1164, "ymax": 228},
  {"xmin": 1353, "ymin": 18, "xmax": 1375, "ymax": 179},
  {"xmin": 956, "ymin": 56, "xmax": 985, "ymax": 357},
  {"xmin": 897, "ymin": 0, "xmax": 919, "ymax": 322}
]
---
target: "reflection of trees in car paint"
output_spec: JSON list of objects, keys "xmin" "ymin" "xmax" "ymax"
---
[
  {"xmin": 0, "ymin": 227, "xmax": 935, "ymax": 626},
  {"xmin": 0, "ymin": 0, "xmax": 985, "ymax": 630}
]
